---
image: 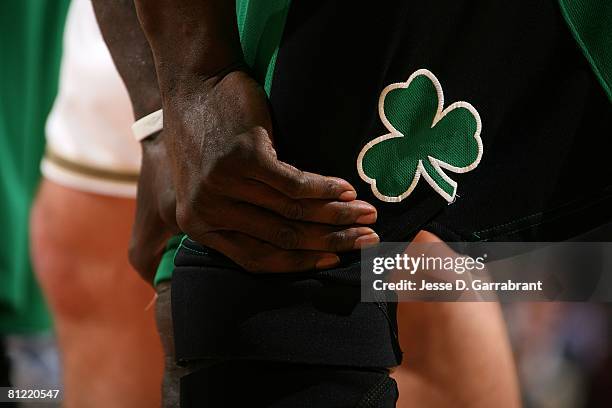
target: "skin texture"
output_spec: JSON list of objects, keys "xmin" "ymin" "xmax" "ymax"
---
[
  {"xmin": 393, "ymin": 231, "xmax": 521, "ymax": 407},
  {"xmin": 151, "ymin": 69, "xmax": 380, "ymax": 273},
  {"xmin": 30, "ymin": 181, "xmax": 163, "ymax": 408}
]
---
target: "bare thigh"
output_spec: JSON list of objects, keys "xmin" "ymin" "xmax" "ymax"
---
[
  {"xmin": 392, "ymin": 231, "xmax": 521, "ymax": 408},
  {"xmin": 30, "ymin": 179, "xmax": 163, "ymax": 408}
]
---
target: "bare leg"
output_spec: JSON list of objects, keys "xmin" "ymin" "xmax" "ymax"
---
[
  {"xmin": 393, "ymin": 231, "xmax": 521, "ymax": 408},
  {"xmin": 30, "ymin": 180, "xmax": 163, "ymax": 408}
]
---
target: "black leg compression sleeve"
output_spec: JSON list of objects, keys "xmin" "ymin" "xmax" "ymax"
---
[
  {"xmin": 171, "ymin": 238, "xmax": 401, "ymax": 368},
  {"xmin": 170, "ymin": 238, "xmax": 402, "ymax": 407},
  {"xmin": 180, "ymin": 361, "xmax": 399, "ymax": 408}
]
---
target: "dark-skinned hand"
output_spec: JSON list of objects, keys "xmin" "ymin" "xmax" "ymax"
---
[
  {"xmin": 94, "ymin": 0, "xmax": 379, "ymax": 283},
  {"xmin": 161, "ymin": 69, "xmax": 379, "ymax": 274}
]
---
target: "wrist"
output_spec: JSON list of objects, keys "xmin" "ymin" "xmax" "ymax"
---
[
  {"xmin": 156, "ymin": 57, "xmax": 247, "ymax": 100},
  {"xmin": 133, "ymin": 109, "xmax": 163, "ymax": 143},
  {"xmin": 133, "ymin": 0, "xmax": 244, "ymax": 95},
  {"xmin": 157, "ymin": 62, "xmax": 251, "ymax": 115},
  {"xmin": 130, "ymin": 88, "xmax": 162, "ymax": 121},
  {"xmin": 116, "ymin": 70, "xmax": 162, "ymax": 120}
]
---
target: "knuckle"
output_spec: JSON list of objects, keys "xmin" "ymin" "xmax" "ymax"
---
[
  {"xmin": 333, "ymin": 203, "xmax": 352, "ymax": 225},
  {"xmin": 248, "ymin": 126, "xmax": 271, "ymax": 143},
  {"xmin": 252, "ymin": 141, "xmax": 273, "ymax": 164},
  {"xmin": 234, "ymin": 133, "xmax": 255, "ymax": 155},
  {"xmin": 326, "ymin": 178, "xmax": 339, "ymax": 195},
  {"xmin": 281, "ymin": 200, "xmax": 304, "ymax": 220},
  {"xmin": 249, "ymin": 141, "xmax": 277, "ymax": 174},
  {"xmin": 272, "ymin": 226, "xmax": 300, "ymax": 249},
  {"xmin": 286, "ymin": 172, "xmax": 311, "ymax": 197},
  {"xmin": 260, "ymin": 141, "xmax": 277, "ymax": 159},
  {"xmin": 326, "ymin": 230, "xmax": 348, "ymax": 252}
]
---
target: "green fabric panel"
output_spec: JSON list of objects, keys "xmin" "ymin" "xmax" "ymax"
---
[
  {"xmin": 153, "ymin": 235, "xmax": 184, "ymax": 287},
  {"xmin": 154, "ymin": 1, "xmax": 291, "ymax": 285},
  {"xmin": 237, "ymin": 0, "xmax": 291, "ymax": 94},
  {"xmin": 559, "ymin": 0, "xmax": 612, "ymax": 102},
  {"xmin": 0, "ymin": 1, "xmax": 70, "ymax": 333}
]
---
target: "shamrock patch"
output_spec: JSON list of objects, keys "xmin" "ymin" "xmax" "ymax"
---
[{"xmin": 357, "ymin": 69, "xmax": 483, "ymax": 203}]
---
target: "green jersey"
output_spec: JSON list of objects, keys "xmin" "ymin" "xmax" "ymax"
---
[{"xmin": 0, "ymin": 1, "xmax": 70, "ymax": 333}]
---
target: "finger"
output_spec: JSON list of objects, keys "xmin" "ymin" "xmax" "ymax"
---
[
  {"xmin": 200, "ymin": 230, "xmax": 341, "ymax": 273},
  {"xmin": 246, "ymin": 134, "xmax": 357, "ymax": 200},
  {"xmin": 205, "ymin": 201, "xmax": 380, "ymax": 252},
  {"xmin": 256, "ymin": 162, "xmax": 357, "ymax": 201},
  {"xmin": 225, "ymin": 179, "xmax": 377, "ymax": 225}
]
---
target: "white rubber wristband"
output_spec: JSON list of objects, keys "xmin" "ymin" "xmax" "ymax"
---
[{"xmin": 132, "ymin": 109, "xmax": 163, "ymax": 142}]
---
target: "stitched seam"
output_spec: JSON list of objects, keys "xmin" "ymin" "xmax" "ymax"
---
[
  {"xmin": 172, "ymin": 235, "xmax": 189, "ymax": 265},
  {"xmin": 474, "ymin": 211, "xmax": 544, "ymax": 236},
  {"xmin": 482, "ymin": 205, "xmax": 603, "ymax": 241},
  {"xmin": 179, "ymin": 244, "xmax": 208, "ymax": 256},
  {"xmin": 473, "ymin": 188, "xmax": 612, "ymax": 239},
  {"xmin": 357, "ymin": 69, "xmax": 483, "ymax": 203}
]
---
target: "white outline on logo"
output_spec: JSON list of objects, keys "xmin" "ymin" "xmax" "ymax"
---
[{"xmin": 356, "ymin": 69, "xmax": 483, "ymax": 203}]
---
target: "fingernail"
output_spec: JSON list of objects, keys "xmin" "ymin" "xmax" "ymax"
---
[
  {"xmin": 316, "ymin": 255, "xmax": 340, "ymax": 270},
  {"xmin": 339, "ymin": 190, "xmax": 357, "ymax": 201},
  {"xmin": 355, "ymin": 211, "xmax": 377, "ymax": 224},
  {"xmin": 354, "ymin": 233, "xmax": 380, "ymax": 249}
]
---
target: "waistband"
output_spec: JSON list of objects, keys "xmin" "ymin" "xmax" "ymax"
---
[{"xmin": 41, "ymin": 148, "xmax": 138, "ymax": 198}]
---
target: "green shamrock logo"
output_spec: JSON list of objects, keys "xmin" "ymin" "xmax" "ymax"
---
[{"xmin": 357, "ymin": 69, "xmax": 483, "ymax": 203}]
